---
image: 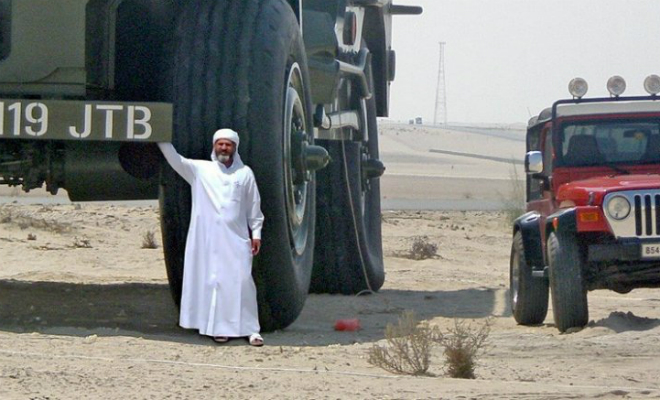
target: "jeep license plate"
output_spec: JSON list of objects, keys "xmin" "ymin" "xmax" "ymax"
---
[
  {"xmin": 641, "ymin": 244, "xmax": 660, "ymax": 259},
  {"xmin": 0, "ymin": 99, "xmax": 172, "ymax": 142}
]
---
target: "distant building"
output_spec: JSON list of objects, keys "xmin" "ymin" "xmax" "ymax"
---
[{"xmin": 415, "ymin": 116, "xmax": 423, "ymax": 125}]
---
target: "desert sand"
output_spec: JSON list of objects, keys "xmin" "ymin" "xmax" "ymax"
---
[{"xmin": 1, "ymin": 123, "xmax": 659, "ymax": 399}]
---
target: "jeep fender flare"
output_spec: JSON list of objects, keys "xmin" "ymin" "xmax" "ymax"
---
[
  {"xmin": 544, "ymin": 208, "xmax": 578, "ymax": 263},
  {"xmin": 513, "ymin": 211, "xmax": 544, "ymax": 271},
  {"xmin": 544, "ymin": 208, "xmax": 577, "ymax": 239}
]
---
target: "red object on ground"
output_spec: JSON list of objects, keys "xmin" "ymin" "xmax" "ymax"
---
[{"xmin": 334, "ymin": 318, "xmax": 361, "ymax": 331}]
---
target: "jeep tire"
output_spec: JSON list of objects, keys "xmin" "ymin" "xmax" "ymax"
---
[
  {"xmin": 547, "ymin": 232, "xmax": 589, "ymax": 332},
  {"xmin": 510, "ymin": 231, "xmax": 549, "ymax": 325}
]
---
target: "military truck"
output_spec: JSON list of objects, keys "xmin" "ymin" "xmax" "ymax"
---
[
  {"xmin": 510, "ymin": 75, "xmax": 660, "ymax": 332},
  {"xmin": 0, "ymin": 0, "xmax": 422, "ymax": 331}
]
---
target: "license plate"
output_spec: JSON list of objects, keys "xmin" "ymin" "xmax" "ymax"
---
[
  {"xmin": 0, "ymin": 99, "xmax": 172, "ymax": 142},
  {"xmin": 641, "ymin": 243, "xmax": 660, "ymax": 259}
]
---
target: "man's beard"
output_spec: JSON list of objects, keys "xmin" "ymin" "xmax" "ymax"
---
[{"xmin": 217, "ymin": 154, "xmax": 231, "ymax": 163}]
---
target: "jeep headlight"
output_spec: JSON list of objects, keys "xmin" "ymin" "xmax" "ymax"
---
[{"xmin": 606, "ymin": 196, "xmax": 631, "ymax": 220}]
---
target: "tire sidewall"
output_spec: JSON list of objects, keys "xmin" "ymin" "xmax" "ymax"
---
[{"xmin": 510, "ymin": 231, "xmax": 549, "ymax": 325}]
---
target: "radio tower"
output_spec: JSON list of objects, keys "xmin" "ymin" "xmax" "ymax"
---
[{"xmin": 433, "ymin": 42, "xmax": 447, "ymax": 126}]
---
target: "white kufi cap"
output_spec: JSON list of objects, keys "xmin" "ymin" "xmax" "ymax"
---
[
  {"xmin": 210, "ymin": 128, "xmax": 243, "ymax": 166},
  {"xmin": 212, "ymin": 128, "xmax": 240, "ymax": 148}
]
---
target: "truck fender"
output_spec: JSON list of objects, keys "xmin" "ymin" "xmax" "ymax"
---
[{"xmin": 513, "ymin": 211, "xmax": 544, "ymax": 270}]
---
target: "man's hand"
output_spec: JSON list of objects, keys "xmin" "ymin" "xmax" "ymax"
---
[{"xmin": 251, "ymin": 239, "xmax": 262, "ymax": 256}]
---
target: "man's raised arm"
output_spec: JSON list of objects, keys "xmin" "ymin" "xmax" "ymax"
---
[{"xmin": 158, "ymin": 143, "xmax": 196, "ymax": 184}]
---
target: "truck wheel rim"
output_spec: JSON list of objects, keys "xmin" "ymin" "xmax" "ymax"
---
[{"xmin": 283, "ymin": 63, "xmax": 309, "ymax": 254}]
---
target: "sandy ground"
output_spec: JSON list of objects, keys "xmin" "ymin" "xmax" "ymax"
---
[{"xmin": 1, "ymin": 124, "xmax": 660, "ymax": 399}]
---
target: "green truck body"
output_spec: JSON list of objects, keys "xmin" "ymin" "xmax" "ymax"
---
[{"xmin": 0, "ymin": 0, "xmax": 421, "ymax": 330}]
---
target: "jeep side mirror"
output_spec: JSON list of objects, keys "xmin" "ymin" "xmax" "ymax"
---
[{"xmin": 525, "ymin": 151, "xmax": 543, "ymax": 174}]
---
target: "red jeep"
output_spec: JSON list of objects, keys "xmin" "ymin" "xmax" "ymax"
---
[{"xmin": 510, "ymin": 75, "xmax": 660, "ymax": 332}]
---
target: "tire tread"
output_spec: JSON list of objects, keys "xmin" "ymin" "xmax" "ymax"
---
[{"xmin": 548, "ymin": 232, "xmax": 589, "ymax": 332}]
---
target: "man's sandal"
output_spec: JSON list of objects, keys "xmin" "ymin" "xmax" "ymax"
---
[
  {"xmin": 248, "ymin": 333, "xmax": 264, "ymax": 347},
  {"xmin": 213, "ymin": 336, "xmax": 229, "ymax": 343}
]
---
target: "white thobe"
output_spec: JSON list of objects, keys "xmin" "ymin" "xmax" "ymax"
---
[{"xmin": 158, "ymin": 143, "xmax": 264, "ymax": 337}]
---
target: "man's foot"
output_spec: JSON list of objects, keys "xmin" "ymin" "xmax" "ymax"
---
[
  {"xmin": 248, "ymin": 333, "xmax": 263, "ymax": 347},
  {"xmin": 213, "ymin": 336, "xmax": 229, "ymax": 343}
]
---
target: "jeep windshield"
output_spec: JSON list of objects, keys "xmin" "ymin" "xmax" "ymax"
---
[{"xmin": 557, "ymin": 118, "xmax": 660, "ymax": 168}]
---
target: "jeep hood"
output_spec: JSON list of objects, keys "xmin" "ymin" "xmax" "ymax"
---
[{"xmin": 556, "ymin": 174, "xmax": 660, "ymax": 206}]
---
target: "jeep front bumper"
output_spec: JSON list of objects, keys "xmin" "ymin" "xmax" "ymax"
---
[{"xmin": 589, "ymin": 238, "xmax": 660, "ymax": 262}]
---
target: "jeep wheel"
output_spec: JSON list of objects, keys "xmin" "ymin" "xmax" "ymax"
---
[
  {"xmin": 311, "ymin": 53, "xmax": 384, "ymax": 294},
  {"xmin": 160, "ymin": 0, "xmax": 315, "ymax": 331},
  {"xmin": 547, "ymin": 232, "xmax": 589, "ymax": 332},
  {"xmin": 510, "ymin": 232, "xmax": 549, "ymax": 325}
]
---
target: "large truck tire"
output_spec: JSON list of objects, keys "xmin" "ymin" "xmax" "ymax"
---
[
  {"xmin": 547, "ymin": 232, "xmax": 589, "ymax": 332},
  {"xmin": 311, "ymin": 56, "xmax": 384, "ymax": 294},
  {"xmin": 160, "ymin": 0, "xmax": 316, "ymax": 332},
  {"xmin": 510, "ymin": 232, "xmax": 549, "ymax": 325}
]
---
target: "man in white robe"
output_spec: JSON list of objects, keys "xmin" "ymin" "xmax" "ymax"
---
[{"xmin": 158, "ymin": 129, "xmax": 265, "ymax": 346}]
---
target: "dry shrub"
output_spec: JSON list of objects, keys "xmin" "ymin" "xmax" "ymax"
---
[
  {"xmin": 141, "ymin": 230, "xmax": 158, "ymax": 249},
  {"xmin": 435, "ymin": 318, "xmax": 491, "ymax": 379},
  {"xmin": 40, "ymin": 219, "xmax": 71, "ymax": 234},
  {"xmin": 0, "ymin": 207, "xmax": 71, "ymax": 233},
  {"xmin": 409, "ymin": 236, "xmax": 438, "ymax": 260},
  {"xmin": 368, "ymin": 313, "xmax": 492, "ymax": 379},
  {"xmin": 73, "ymin": 236, "xmax": 92, "ymax": 248},
  {"xmin": 0, "ymin": 208, "xmax": 11, "ymax": 224},
  {"xmin": 367, "ymin": 311, "xmax": 438, "ymax": 376},
  {"xmin": 501, "ymin": 161, "xmax": 526, "ymax": 225}
]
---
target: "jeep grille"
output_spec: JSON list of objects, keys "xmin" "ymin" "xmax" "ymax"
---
[
  {"xmin": 633, "ymin": 193, "xmax": 660, "ymax": 236},
  {"xmin": 604, "ymin": 190, "xmax": 660, "ymax": 239}
]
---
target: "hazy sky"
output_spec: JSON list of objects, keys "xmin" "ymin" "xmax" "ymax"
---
[{"xmin": 388, "ymin": 0, "xmax": 660, "ymax": 124}]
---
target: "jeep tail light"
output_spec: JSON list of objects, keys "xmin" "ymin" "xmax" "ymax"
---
[
  {"xmin": 644, "ymin": 74, "xmax": 660, "ymax": 95},
  {"xmin": 568, "ymin": 78, "xmax": 588, "ymax": 98},
  {"xmin": 607, "ymin": 76, "xmax": 626, "ymax": 97}
]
